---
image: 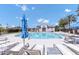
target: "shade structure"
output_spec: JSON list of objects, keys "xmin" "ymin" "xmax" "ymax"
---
[
  {"xmin": 21, "ymin": 14, "xmax": 28, "ymax": 39},
  {"xmin": 21, "ymin": 14, "xmax": 28, "ymax": 38}
]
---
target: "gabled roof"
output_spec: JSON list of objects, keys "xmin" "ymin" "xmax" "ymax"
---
[{"xmin": 36, "ymin": 23, "xmax": 54, "ymax": 28}]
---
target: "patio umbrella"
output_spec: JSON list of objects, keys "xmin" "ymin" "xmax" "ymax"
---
[{"xmin": 21, "ymin": 14, "xmax": 28, "ymax": 46}]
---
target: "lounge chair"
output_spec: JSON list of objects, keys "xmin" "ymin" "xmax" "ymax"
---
[
  {"xmin": 25, "ymin": 50, "xmax": 41, "ymax": 55},
  {"xmin": 43, "ymin": 45, "xmax": 45, "ymax": 55},
  {"xmin": 54, "ymin": 43, "xmax": 75, "ymax": 55},
  {"xmin": 64, "ymin": 35, "xmax": 79, "ymax": 44},
  {"xmin": 9, "ymin": 43, "xmax": 43, "ymax": 55},
  {"xmin": 31, "ymin": 44, "xmax": 43, "ymax": 55},
  {"xmin": 70, "ymin": 36, "xmax": 79, "ymax": 44},
  {"xmin": 27, "ymin": 44, "xmax": 36, "ymax": 50},
  {"xmin": 0, "ymin": 42, "xmax": 19, "ymax": 55},
  {"xmin": 0, "ymin": 41, "xmax": 19, "ymax": 47},
  {"xmin": 64, "ymin": 36, "xmax": 74, "ymax": 43},
  {"xmin": 63, "ymin": 43, "xmax": 79, "ymax": 55},
  {"xmin": 23, "ymin": 44, "xmax": 41, "ymax": 55},
  {"xmin": 9, "ymin": 43, "xmax": 29, "ymax": 55},
  {"xmin": 47, "ymin": 47, "xmax": 62, "ymax": 55},
  {"xmin": 0, "ymin": 37, "xmax": 9, "ymax": 45},
  {"xmin": 24, "ymin": 44, "xmax": 43, "ymax": 55},
  {"xmin": 0, "ymin": 37, "xmax": 8, "ymax": 41},
  {"xmin": 0, "ymin": 41, "xmax": 10, "ymax": 45}
]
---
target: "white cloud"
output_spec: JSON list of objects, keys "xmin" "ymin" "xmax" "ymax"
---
[
  {"xmin": 65, "ymin": 9, "xmax": 72, "ymax": 12},
  {"xmin": 37, "ymin": 18, "xmax": 49, "ymax": 24},
  {"xmin": 27, "ymin": 18, "xmax": 29, "ymax": 21},
  {"xmin": 16, "ymin": 4, "xmax": 35, "ymax": 11},
  {"xmin": 16, "ymin": 4, "xmax": 28, "ymax": 11},
  {"xmin": 21, "ymin": 5, "xmax": 28, "ymax": 11},
  {"xmin": 43, "ymin": 19, "xmax": 49, "ymax": 23},
  {"xmin": 55, "ymin": 23, "xmax": 58, "ymax": 26},
  {"xmin": 16, "ymin": 17, "xmax": 22, "ymax": 20},
  {"xmin": 16, "ymin": 16, "xmax": 29, "ymax": 21},
  {"xmin": 32, "ymin": 7, "xmax": 35, "ymax": 10},
  {"xmin": 16, "ymin": 17, "xmax": 18, "ymax": 19},
  {"xmin": 11, "ymin": 25, "xmax": 16, "ymax": 27},
  {"xmin": 20, "ymin": 17, "xmax": 22, "ymax": 20},
  {"xmin": 2, "ymin": 25, "xmax": 6, "ymax": 28},
  {"xmin": 37, "ymin": 18, "xmax": 43, "ymax": 23},
  {"xmin": 16, "ymin": 4, "xmax": 20, "ymax": 7}
]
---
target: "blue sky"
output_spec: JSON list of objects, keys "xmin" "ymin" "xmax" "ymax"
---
[{"xmin": 0, "ymin": 4, "xmax": 78, "ymax": 28}]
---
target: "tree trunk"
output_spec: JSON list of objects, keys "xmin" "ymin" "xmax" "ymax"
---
[{"xmin": 69, "ymin": 19, "xmax": 70, "ymax": 33}]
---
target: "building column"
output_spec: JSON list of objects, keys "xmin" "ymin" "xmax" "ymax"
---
[
  {"xmin": 73, "ymin": 30, "xmax": 75, "ymax": 34},
  {"xmin": 41, "ymin": 26, "xmax": 42, "ymax": 32},
  {"xmin": 46, "ymin": 25, "xmax": 47, "ymax": 32}
]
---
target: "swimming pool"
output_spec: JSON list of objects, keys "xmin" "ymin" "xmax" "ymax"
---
[
  {"xmin": 28, "ymin": 32, "xmax": 64, "ymax": 39},
  {"xmin": 16, "ymin": 32, "xmax": 64, "ymax": 39}
]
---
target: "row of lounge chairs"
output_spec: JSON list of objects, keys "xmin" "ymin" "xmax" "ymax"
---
[
  {"xmin": 0, "ymin": 37, "xmax": 8, "ymax": 41},
  {"xmin": 1, "ymin": 36, "xmax": 79, "ymax": 55},
  {"xmin": 64, "ymin": 35, "xmax": 79, "ymax": 44},
  {"xmin": 63, "ymin": 43, "xmax": 79, "ymax": 55},
  {"xmin": 3, "ymin": 43, "xmax": 44, "ymax": 55},
  {"xmin": 0, "ymin": 37, "xmax": 44, "ymax": 55},
  {"xmin": 0, "ymin": 42, "xmax": 19, "ymax": 55},
  {"xmin": 53, "ymin": 43, "xmax": 75, "ymax": 55},
  {"xmin": 47, "ymin": 42, "xmax": 79, "ymax": 55},
  {"xmin": 0, "ymin": 37, "xmax": 20, "ymax": 55},
  {"xmin": 1, "ymin": 42, "xmax": 79, "ymax": 55},
  {"xmin": 0, "ymin": 37, "xmax": 9, "ymax": 45}
]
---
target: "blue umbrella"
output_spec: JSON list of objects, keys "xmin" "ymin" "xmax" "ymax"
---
[{"xmin": 21, "ymin": 14, "xmax": 28, "ymax": 46}]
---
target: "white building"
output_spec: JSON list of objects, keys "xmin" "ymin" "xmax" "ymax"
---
[{"xmin": 36, "ymin": 23, "xmax": 55, "ymax": 32}]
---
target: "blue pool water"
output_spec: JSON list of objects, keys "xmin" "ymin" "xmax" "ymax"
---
[
  {"xmin": 16, "ymin": 32, "xmax": 64, "ymax": 39},
  {"xmin": 28, "ymin": 32, "xmax": 64, "ymax": 39}
]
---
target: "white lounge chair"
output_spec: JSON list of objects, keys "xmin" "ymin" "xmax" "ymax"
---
[
  {"xmin": 47, "ymin": 47, "xmax": 62, "ymax": 55},
  {"xmin": 31, "ymin": 44, "xmax": 43, "ymax": 55},
  {"xmin": 0, "ymin": 41, "xmax": 10, "ymax": 45},
  {"xmin": 10, "ymin": 43, "xmax": 41, "ymax": 55},
  {"xmin": 0, "ymin": 42, "xmax": 19, "ymax": 55},
  {"xmin": 10, "ymin": 43, "xmax": 29, "ymax": 55},
  {"xmin": 73, "ymin": 38, "xmax": 79, "ymax": 44},
  {"xmin": 63, "ymin": 43, "xmax": 79, "ymax": 55},
  {"xmin": 64, "ymin": 36, "xmax": 74, "ymax": 43},
  {"xmin": 23, "ymin": 44, "xmax": 41, "ymax": 55},
  {"xmin": 65, "ymin": 35, "xmax": 79, "ymax": 44},
  {"xmin": 54, "ymin": 44, "xmax": 75, "ymax": 55},
  {"xmin": 26, "ymin": 44, "xmax": 43, "ymax": 54},
  {"xmin": 0, "ymin": 37, "xmax": 9, "ymax": 45},
  {"xmin": 0, "ymin": 41, "xmax": 19, "ymax": 47},
  {"xmin": 0, "ymin": 37, "xmax": 8, "ymax": 41},
  {"xmin": 10, "ymin": 43, "xmax": 24, "ymax": 52},
  {"xmin": 27, "ymin": 44, "xmax": 36, "ymax": 50}
]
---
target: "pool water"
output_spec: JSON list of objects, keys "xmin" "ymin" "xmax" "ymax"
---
[{"xmin": 28, "ymin": 32, "xmax": 64, "ymax": 39}]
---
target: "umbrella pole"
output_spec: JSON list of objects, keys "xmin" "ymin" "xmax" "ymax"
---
[
  {"xmin": 23, "ymin": 38, "xmax": 25, "ymax": 46},
  {"xmin": 23, "ymin": 38, "xmax": 26, "ymax": 55}
]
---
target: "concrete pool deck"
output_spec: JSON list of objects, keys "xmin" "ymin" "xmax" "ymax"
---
[
  {"xmin": 0, "ymin": 32, "xmax": 64, "ymax": 47},
  {"xmin": 1, "ymin": 32, "xmax": 79, "ymax": 47},
  {"xmin": 0, "ymin": 32, "xmax": 79, "ymax": 55}
]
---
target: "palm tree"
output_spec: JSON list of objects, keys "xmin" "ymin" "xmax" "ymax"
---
[
  {"xmin": 0, "ymin": 24, "xmax": 2, "ymax": 34},
  {"xmin": 65, "ymin": 14, "xmax": 76, "ymax": 32},
  {"xmin": 59, "ymin": 18, "xmax": 68, "ymax": 30},
  {"xmin": 59, "ymin": 14, "xmax": 76, "ymax": 32}
]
